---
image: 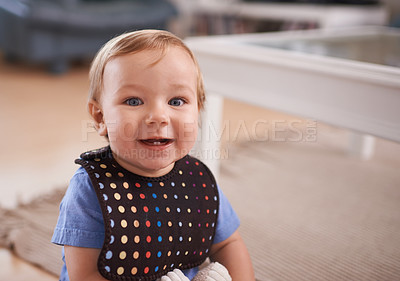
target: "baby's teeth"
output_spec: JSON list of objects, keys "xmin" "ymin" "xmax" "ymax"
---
[{"xmin": 154, "ymin": 141, "xmax": 161, "ymax": 145}]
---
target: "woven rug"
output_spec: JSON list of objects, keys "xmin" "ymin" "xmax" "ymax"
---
[
  {"xmin": 1, "ymin": 135, "xmax": 400, "ymax": 280},
  {"xmin": 0, "ymin": 188, "xmax": 65, "ymax": 276}
]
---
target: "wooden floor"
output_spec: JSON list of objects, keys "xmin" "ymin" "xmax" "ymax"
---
[{"xmin": 0, "ymin": 248, "xmax": 58, "ymax": 281}]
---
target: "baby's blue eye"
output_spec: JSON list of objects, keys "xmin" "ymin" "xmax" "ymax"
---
[
  {"xmin": 169, "ymin": 98, "xmax": 185, "ymax": 107},
  {"xmin": 125, "ymin": 98, "xmax": 143, "ymax": 106}
]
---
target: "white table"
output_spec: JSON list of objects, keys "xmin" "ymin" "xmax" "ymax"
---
[{"xmin": 186, "ymin": 26, "xmax": 400, "ymax": 175}]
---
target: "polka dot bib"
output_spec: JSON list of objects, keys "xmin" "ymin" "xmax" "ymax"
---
[{"xmin": 76, "ymin": 146, "xmax": 219, "ymax": 281}]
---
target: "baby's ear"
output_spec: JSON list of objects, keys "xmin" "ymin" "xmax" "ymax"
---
[{"xmin": 88, "ymin": 99, "xmax": 107, "ymax": 136}]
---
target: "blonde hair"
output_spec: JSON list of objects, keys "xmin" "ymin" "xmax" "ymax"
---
[{"xmin": 88, "ymin": 29, "xmax": 205, "ymax": 110}]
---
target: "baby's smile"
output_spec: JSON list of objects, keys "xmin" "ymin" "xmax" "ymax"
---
[{"xmin": 139, "ymin": 138, "xmax": 174, "ymax": 147}]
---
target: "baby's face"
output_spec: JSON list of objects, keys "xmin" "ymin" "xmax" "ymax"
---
[{"xmin": 100, "ymin": 46, "xmax": 199, "ymax": 177}]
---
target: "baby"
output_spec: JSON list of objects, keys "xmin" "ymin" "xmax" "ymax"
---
[{"xmin": 52, "ymin": 29, "xmax": 255, "ymax": 281}]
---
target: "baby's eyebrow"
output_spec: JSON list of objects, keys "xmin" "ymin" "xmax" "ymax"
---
[{"xmin": 169, "ymin": 84, "xmax": 196, "ymax": 94}]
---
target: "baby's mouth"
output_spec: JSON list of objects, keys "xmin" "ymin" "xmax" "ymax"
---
[{"xmin": 139, "ymin": 138, "xmax": 174, "ymax": 146}]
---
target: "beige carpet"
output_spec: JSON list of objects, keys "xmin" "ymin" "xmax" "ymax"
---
[{"xmin": 219, "ymin": 132, "xmax": 400, "ymax": 281}]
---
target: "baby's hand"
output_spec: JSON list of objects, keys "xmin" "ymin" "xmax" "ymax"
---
[
  {"xmin": 192, "ymin": 262, "xmax": 232, "ymax": 281},
  {"xmin": 156, "ymin": 269, "xmax": 190, "ymax": 281}
]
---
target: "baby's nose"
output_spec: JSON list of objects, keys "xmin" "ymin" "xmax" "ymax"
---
[{"xmin": 145, "ymin": 104, "xmax": 169, "ymax": 126}]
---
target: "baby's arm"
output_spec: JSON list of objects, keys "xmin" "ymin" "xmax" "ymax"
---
[
  {"xmin": 64, "ymin": 245, "xmax": 108, "ymax": 281},
  {"xmin": 209, "ymin": 230, "xmax": 255, "ymax": 281}
]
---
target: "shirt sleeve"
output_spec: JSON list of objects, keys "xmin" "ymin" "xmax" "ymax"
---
[
  {"xmin": 51, "ymin": 167, "xmax": 105, "ymax": 249},
  {"xmin": 213, "ymin": 186, "xmax": 240, "ymax": 244}
]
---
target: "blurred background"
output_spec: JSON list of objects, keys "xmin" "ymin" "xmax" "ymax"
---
[{"xmin": 1, "ymin": 0, "xmax": 400, "ymax": 280}]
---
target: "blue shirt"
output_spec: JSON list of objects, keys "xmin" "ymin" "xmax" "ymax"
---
[{"xmin": 52, "ymin": 167, "xmax": 240, "ymax": 280}]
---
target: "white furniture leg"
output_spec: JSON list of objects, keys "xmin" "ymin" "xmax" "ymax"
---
[
  {"xmin": 348, "ymin": 132, "xmax": 376, "ymax": 160},
  {"xmin": 194, "ymin": 93, "xmax": 224, "ymax": 180}
]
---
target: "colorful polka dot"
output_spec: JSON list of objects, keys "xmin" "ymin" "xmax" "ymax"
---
[
  {"xmin": 121, "ymin": 220, "xmax": 127, "ymax": 228},
  {"xmin": 121, "ymin": 235, "xmax": 128, "ymax": 244},
  {"xmin": 117, "ymin": 267, "xmax": 124, "ymax": 275},
  {"xmin": 119, "ymin": 251, "xmax": 126, "ymax": 260}
]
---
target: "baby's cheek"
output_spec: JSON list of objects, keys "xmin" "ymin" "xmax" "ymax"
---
[
  {"xmin": 107, "ymin": 120, "xmax": 138, "ymax": 142},
  {"xmin": 178, "ymin": 120, "xmax": 198, "ymax": 142},
  {"xmin": 122, "ymin": 122, "xmax": 139, "ymax": 140}
]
